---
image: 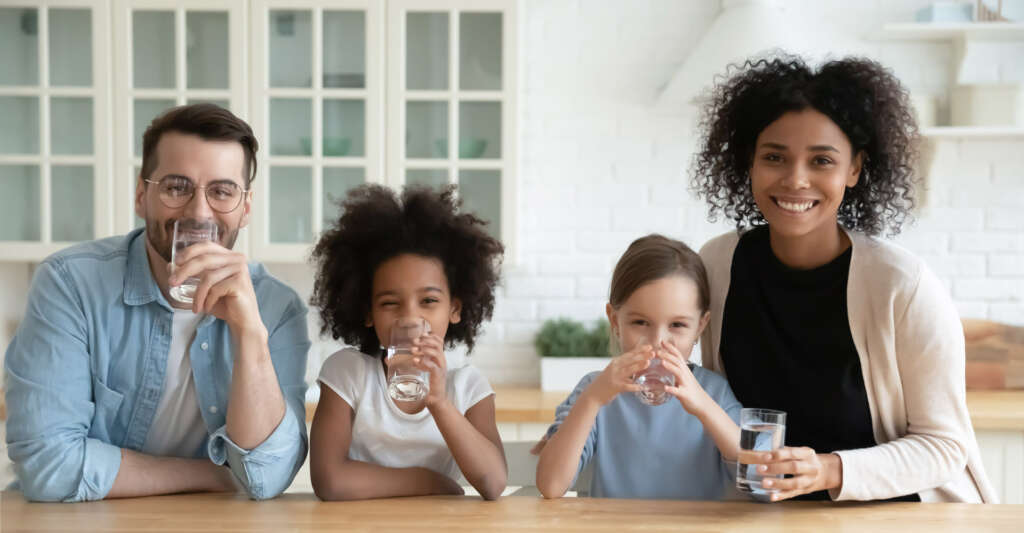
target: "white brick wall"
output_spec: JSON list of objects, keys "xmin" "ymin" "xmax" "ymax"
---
[{"xmin": 1, "ymin": 1, "xmax": 1021, "ymax": 387}]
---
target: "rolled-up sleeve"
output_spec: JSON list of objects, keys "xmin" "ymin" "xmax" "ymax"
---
[
  {"xmin": 4, "ymin": 260, "xmax": 123, "ymax": 502},
  {"xmin": 207, "ymin": 297, "xmax": 310, "ymax": 500}
]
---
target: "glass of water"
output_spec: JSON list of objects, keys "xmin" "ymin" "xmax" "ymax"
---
[
  {"xmin": 386, "ymin": 317, "xmax": 432, "ymax": 402},
  {"xmin": 736, "ymin": 408, "xmax": 787, "ymax": 498},
  {"xmin": 170, "ymin": 219, "xmax": 219, "ymax": 305},
  {"xmin": 632, "ymin": 336, "xmax": 675, "ymax": 406}
]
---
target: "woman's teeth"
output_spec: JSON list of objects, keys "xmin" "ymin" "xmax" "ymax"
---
[{"xmin": 776, "ymin": 199, "xmax": 815, "ymax": 213}]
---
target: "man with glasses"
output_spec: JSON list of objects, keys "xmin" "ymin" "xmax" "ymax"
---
[{"xmin": 4, "ymin": 104, "xmax": 310, "ymax": 501}]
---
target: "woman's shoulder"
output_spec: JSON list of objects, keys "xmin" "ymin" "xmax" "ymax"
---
[
  {"xmin": 698, "ymin": 230, "xmax": 744, "ymax": 264},
  {"xmin": 846, "ymin": 230, "xmax": 930, "ymax": 292}
]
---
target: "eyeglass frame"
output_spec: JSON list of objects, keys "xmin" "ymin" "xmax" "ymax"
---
[{"xmin": 143, "ymin": 175, "xmax": 251, "ymax": 214}]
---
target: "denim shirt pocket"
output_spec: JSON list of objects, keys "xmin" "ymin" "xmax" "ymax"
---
[{"xmin": 89, "ymin": 377, "xmax": 126, "ymax": 446}]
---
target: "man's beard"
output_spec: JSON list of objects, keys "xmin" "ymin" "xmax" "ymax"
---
[{"xmin": 145, "ymin": 217, "xmax": 240, "ymax": 263}]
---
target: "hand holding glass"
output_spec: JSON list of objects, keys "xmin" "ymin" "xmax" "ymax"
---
[
  {"xmin": 386, "ymin": 317, "xmax": 432, "ymax": 402},
  {"xmin": 632, "ymin": 337, "xmax": 675, "ymax": 406},
  {"xmin": 736, "ymin": 408, "xmax": 787, "ymax": 497},
  {"xmin": 170, "ymin": 219, "xmax": 218, "ymax": 305}
]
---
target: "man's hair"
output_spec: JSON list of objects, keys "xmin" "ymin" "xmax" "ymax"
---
[{"xmin": 140, "ymin": 103, "xmax": 258, "ymax": 187}]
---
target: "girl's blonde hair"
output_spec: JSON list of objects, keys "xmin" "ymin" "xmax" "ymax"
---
[{"xmin": 607, "ymin": 234, "xmax": 710, "ymax": 354}]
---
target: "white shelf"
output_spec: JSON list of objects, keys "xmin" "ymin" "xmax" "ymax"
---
[
  {"xmin": 875, "ymin": 22, "xmax": 1024, "ymax": 41},
  {"xmin": 922, "ymin": 126, "xmax": 1024, "ymax": 138}
]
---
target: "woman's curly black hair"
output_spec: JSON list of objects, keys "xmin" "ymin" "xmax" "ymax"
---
[
  {"xmin": 691, "ymin": 53, "xmax": 920, "ymax": 237},
  {"xmin": 310, "ymin": 184, "xmax": 504, "ymax": 356}
]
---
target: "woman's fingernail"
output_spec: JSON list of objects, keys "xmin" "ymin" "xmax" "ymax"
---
[
  {"xmin": 758, "ymin": 465, "xmax": 768, "ymax": 473},
  {"xmin": 763, "ymin": 479, "xmax": 772, "ymax": 487}
]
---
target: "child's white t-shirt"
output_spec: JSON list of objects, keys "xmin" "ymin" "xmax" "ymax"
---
[{"xmin": 317, "ymin": 347, "xmax": 494, "ymax": 480}]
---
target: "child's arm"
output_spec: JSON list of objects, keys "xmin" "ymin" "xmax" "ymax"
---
[
  {"xmin": 660, "ymin": 341, "xmax": 741, "ymax": 461},
  {"xmin": 309, "ymin": 384, "xmax": 464, "ymax": 501},
  {"xmin": 535, "ymin": 349, "xmax": 655, "ymax": 499},
  {"xmin": 415, "ymin": 335, "xmax": 507, "ymax": 500},
  {"xmin": 429, "ymin": 395, "xmax": 507, "ymax": 500}
]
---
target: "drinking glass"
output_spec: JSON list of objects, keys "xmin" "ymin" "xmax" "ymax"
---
[
  {"xmin": 386, "ymin": 317, "xmax": 432, "ymax": 401},
  {"xmin": 736, "ymin": 408, "xmax": 787, "ymax": 497},
  {"xmin": 632, "ymin": 336, "xmax": 675, "ymax": 406},
  {"xmin": 170, "ymin": 219, "xmax": 218, "ymax": 304}
]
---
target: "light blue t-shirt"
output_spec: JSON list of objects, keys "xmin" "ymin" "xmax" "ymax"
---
[{"xmin": 546, "ymin": 366, "xmax": 743, "ymax": 500}]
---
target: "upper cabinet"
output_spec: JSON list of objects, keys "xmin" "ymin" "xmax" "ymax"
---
[
  {"xmin": 387, "ymin": 0, "xmax": 516, "ymax": 253},
  {"xmin": 0, "ymin": 1, "xmax": 111, "ymax": 261},
  {"xmin": 111, "ymin": 0, "xmax": 248, "ymax": 234},
  {"xmin": 0, "ymin": 0, "xmax": 517, "ymax": 263},
  {"xmin": 249, "ymin": 0, "xmax": 384, "ymax": 261}
]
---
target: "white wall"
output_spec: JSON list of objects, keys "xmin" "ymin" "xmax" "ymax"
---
[{"xmin": 2, "ymin": 0, "xmax": 1022, "ymax": 387}]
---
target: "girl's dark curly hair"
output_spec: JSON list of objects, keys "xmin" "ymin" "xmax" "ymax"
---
[
  {"xmin": 691, "ymin": 53, "xmax": 920, "ymax": 236},
  {"xmin": 310, "ymin": 184, "xmax": 504, "ymax": 356}
]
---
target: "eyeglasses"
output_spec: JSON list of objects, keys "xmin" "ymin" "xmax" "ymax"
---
[{"xmin": 144, "ymin": 176, "xmax": 248, "ymax": 214}]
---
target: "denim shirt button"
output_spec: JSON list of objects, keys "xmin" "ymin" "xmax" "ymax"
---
[{"xmin": 201, "ymin": 342, "xmax": 209, "ymax": 350}]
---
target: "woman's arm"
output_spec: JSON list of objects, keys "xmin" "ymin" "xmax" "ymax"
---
[
  {"xmin": 430, "ymin": 395, "xmax": 507, "ymax": 500},
  {"xmin": 309, "ymin": 384, "xmax": 464, "ymax": 501}
]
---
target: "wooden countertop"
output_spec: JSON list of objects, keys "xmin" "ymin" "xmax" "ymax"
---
[
  {"xmin": 302, "ymin": 388, "xmax": 1024, "ymax": 430},
  {"xmin": 3, "ymin": 491, "xmax": 1022, "ymax": 532}
]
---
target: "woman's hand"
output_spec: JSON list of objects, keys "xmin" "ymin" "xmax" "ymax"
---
[
  {"xmin": 581, "ymin": 345, "xmax": 656, "ymax": 406},
  {"xmin": 742, "ymin": 447, "xmax": 843, "ymax": 501},
  {"xmin": 658, "ymin": 341, "xmax": 714, "ymax": 416},
  {"xmin": 412, "ymin": 334, "xmax": 448, "ymax": 408}
]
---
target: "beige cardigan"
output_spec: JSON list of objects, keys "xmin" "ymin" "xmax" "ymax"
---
[{"xmin": 699, "ymin": 229, "xmax": 997, "ymax": 503}]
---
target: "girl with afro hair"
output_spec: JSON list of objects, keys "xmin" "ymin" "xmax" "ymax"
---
[
  {"xmin": 692, "ymin": 53, "xmax": 995, "ymax": 503},
  {"xmin": 308, "ymin": 184, "xmax": 506, "ymax": 501}
]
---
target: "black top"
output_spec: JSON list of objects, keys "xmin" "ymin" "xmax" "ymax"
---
[{"xmin": 720, "ymin": 226, "xmax": 919, "ymax": 502}]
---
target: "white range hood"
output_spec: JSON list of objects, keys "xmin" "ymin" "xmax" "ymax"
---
[{"xmin": 658, "ymin": 0, "xmax": 864, "ymax": 109}]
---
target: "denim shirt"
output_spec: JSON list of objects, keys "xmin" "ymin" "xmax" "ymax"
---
[{"xmin": 4, "ymin": 229, "xmax": 310, "ymax": 502}]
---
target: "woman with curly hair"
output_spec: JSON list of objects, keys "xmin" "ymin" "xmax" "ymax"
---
[
  {"xmin": 692, "ymin": 54, "xmax": 995, "ymax": 503},
  {"xmin": 308, "ymin": 184, "xmax": 506, "ymax": 501}
]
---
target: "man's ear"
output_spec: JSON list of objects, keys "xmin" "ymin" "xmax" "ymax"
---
[{"xmin": 134, "ymin": 174, "xmax": 146, "ymax": 219}]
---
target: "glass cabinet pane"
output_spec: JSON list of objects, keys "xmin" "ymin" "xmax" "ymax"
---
[
  {"xmin": 459, "ymin": 13, "xmax": 501, "ymax": 90},
  {"xmin": 51, "ymin": 165, "xmax": 93, "ymax": 241},
  {"xmin": 270, "ymin": 98, "xmax": 312, "ymax": 156},
  {"xmin": 133, "ymin": 11, "xmax": 175, "ymax": 89},
  {"xmin": 406, "ymin": 13, "xmax": 448, "ymax": 90},
  {"xmin": 406, "ymin": 101, "xmax": 447, "ymax": 158},
  {"xmin": 0, "ymin": 8, "xmax": 39, "ymax": 86},
  {"xmin": 269, "ymin": 10, "xmax": 312, "ymax": 88},
  {"xmin": 269, "ymin": 166, "xmax": 312, "ymax": 243},
  {"xmin": 134, "ymin": 99, "xmax": 176, "ymax": 157},
  {"xmin": 323, "ymin": 11, "xmax": 365, "ymax": 88},
  {"xmin": 187, "ymin": 98, "xmax": 229, "ymax": 109},
  {"xmin": 0, "ymin": 165, "xmax": 40, "ymax": 241},
  {"xmin": 187, "ymin": 11, "xmax": 229, "ymax": 89},
  {"xmin": 459, "ymin": 101, "xmax": 500, "ymax": 159},
  {"xmin": 323, "ymin": 99, "xmax": 364, "ymax": 157},
  {"xmin": 406, "ymin": 168, "xmax": 448, "ymax": 189},
  {"xmin": 51, "ymin": 97, "xmax": 93, "ymax": 155},
  {"xmin": 49, "ymin": 9, "xmax": 92, "ymax": 87},
  {"xmin": 322, "ymin": 166, "xmax": 363, "ymax": 227},
  {"xmin": 458, "ymin": 169, "xmax": 500, "ymax": 240},
  {"xmin": 0, "ymin": 96, "xmax": 39, "ymax": 154}
]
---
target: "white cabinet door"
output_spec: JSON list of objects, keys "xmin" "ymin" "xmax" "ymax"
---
[
  {"xmin": 0, "ymin": 1, "xmax": 112, "ymax": 260},
  {"xmin": 386, "ymin": 0, "xmax": 517, "ymax": 257},
  {"xmin": 249, "ymin": 0, "xmax": 383, "ymax": 262},
  {"xmin": 111, "ymin": 0, "xmax": 248, "ymax": 240}
]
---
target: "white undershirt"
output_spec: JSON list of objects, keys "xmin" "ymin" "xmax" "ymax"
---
[{"xmin": 141, "ymin": 309, "xmax": 209, "ymax": 458}]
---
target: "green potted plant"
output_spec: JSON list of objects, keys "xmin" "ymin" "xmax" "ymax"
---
[{"xmin": 535, "ymin": 318, "xmax": 611, "ymax": 391}]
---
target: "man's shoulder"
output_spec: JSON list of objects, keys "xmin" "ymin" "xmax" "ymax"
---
[
  {"xmin": 42, "ymin": 233, "xmax": 135, "ymax": 273},
  {"xmin": 248, "ymin": 262, "xmax": 306, "ymax": 313}
]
